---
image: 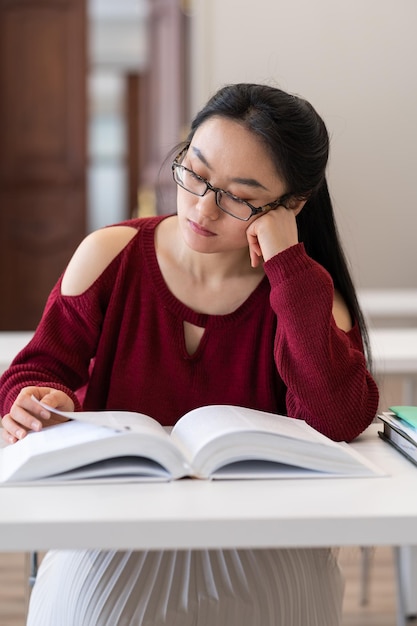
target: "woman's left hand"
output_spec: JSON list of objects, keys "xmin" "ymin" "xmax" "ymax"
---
[{"xmin": 246, "ymin": 205, "xmax": 300, "ymax": 267}]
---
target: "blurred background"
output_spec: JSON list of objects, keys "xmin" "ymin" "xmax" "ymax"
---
[
  {"xmin": 1, "ymin": 4, "xmax": 417, "ymax": 623},
  {"xmin": 0, "ymin": 0, "xmax": 416, "ymax": 330}
]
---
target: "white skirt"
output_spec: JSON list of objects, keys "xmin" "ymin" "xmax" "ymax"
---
[{"xmin": 27, "ymin": 548, "xmax": 344, "ymax": 626}]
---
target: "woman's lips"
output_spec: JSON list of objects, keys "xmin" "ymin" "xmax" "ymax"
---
[{"xmin": 188, "ymin": 219, "xmax": 216, "ymax": 237}]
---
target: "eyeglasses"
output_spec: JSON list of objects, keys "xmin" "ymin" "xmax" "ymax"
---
[{"xmin": 171, "ymin": 147, "xmax": 289, "ymax": 221}]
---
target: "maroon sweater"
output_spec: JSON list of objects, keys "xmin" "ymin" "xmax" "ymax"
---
[{"xmin": 0, "ymin": 216, "xmax": 378, "ymax": 441}]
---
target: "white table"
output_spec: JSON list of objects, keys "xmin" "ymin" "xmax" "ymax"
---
[
  {"xmin": 369, "ymin": 328, "xmax": 417, "ymax": 406},
  {"xmin": 359, "ymin": 294, "xmax": 417, "ymax": 618},
  {"xmin": 0, "ymin": 424, "xmax": 412, "ymax": 553},
  {"xmin": 360, "ymin": 291, "xmax": 417, "ymax": 404},
  {"xmin": 358, "ymin": 288, "xmax": 417, "ymax": 321},
  {"xmin": 1, "ymin": 330, "xmax": 417, "ymax": 624},
  {"xmin": 370, "ymin": 328, "xmax": 417, "ymax": 375},
  {"xmin": 3, "ymin": 335, "xmax": 407, "ymax": 551},
  {"xmin": 0, "ymin": 424, "xmax": 414, "ymax": 626},
  {"xmin": 0, "ymin": 332, "xmax": 34, "ymax": 375}
]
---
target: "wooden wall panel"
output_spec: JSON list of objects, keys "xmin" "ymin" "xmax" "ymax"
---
[
  {"xmin": 0, "ymin": 0, "xmax": 87, "ymax": 329},
  {"xmin": 0, "ymin": 189, "xmax": 84, "ymax": 329}
]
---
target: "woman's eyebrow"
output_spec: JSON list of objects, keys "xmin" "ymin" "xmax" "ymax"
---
[
  {"xmin": 191, "ymin": 146, "xmax": 210, "ymax": 168},
  {"xmin": 232, "ymin": 176, "xmax": 268, "ymax": 191},
  {"xmin": 191, "ymin": 146, "xmax": 269, "ymax": 191}
]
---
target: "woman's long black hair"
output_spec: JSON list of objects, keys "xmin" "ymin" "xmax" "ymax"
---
[{"xmin": 185, "ymin": 83, "xmax": 371, "ymax": 364}]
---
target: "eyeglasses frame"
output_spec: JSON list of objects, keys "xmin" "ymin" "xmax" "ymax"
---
[{"xmin": 171, "ymin": 146, "xmax": 290, "ymax": 222}]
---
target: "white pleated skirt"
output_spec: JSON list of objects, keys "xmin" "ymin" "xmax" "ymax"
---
[{"xmin": 27, "ymin": 548, "xmax": 344, "ymax": 626}]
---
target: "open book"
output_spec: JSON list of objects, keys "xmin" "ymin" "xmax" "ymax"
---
[{"xmin": 0, "ymin": 401, "xmax": 383, "ymax": 484}]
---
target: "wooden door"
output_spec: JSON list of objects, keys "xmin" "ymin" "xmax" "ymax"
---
[{"xmin": 0, "ymin": 0, "xmax": 87, "ymax": 330}]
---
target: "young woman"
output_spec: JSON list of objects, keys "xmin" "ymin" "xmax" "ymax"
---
[{"xmin": 0, "ymin": 83, "xmax": 378, "ymax": 625}]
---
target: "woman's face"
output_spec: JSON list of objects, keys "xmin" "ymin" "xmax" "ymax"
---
[{"xmin": 176, "ymin": 116, "xmax": 288, "ymax": 256}]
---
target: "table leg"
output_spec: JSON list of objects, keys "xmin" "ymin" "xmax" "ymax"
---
[
  {"xmin": 398, "ymin": 379, "xmax": 417, "ymax": 620},
  {"xmin": 394, "ymin": 546, "xmax": 411, "ymax": 626}
]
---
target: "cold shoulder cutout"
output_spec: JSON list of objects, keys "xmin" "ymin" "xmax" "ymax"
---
[
  {"xmin": 61, "ymin": 225, "xmax": 139, "ymax": 296},
  {"xmin": 332, "ymin": 289, "xmax": 353, "ymax": 332}
]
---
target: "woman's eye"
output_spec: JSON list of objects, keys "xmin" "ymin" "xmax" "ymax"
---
[
  {"xmin": 184, "ymin": 165, "xmax": 203, "ymax": 182},
  {"xmin": 225, "ymin": 191, "xmax": 246, "ymax": 204},
  {"xmin": 182, "ymin": 167, "xmax": 199, "ymax": 183}
]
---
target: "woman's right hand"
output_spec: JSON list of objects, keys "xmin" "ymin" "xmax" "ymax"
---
[{"xmin": 1, "ymin": 387, "xmax": 74, "ymax": 444}]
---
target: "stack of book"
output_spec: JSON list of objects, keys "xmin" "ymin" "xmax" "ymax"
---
[{"xmin": 378, "ymin": 406, "xmax": 417, "ymax": 465}]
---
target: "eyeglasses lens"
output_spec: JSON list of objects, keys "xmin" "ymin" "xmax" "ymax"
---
[{"xmin": 173, "ymin": 164, "xmax": 252, "ymax": 220}]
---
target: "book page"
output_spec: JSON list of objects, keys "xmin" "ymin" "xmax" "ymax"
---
[
  {"xmin": 171, "ymin": 404, "xmax": 339, "ymax": 460},
  {"xmin": 210, "ymin": 459, "xmax": 330, "ymax": 479},
  {"xmin": 40, "ymin": 456, "xmax": 173, "ymax": 483},
  {"xmin": 171, "ymin": 405, "xmax": 385, "ymax": 478},
  {"xmin": 0, "ymin": 418, "xmax": 189, "ymax": 483},
  {"xmin": 0, "ymin": 421, "xmax": 115, "ymax": 482},
  {"xmin": 32, "ymin": 396, "xmax": 168, "ymax": 437},
  {"xmin": 0, "ymin": 400, "xmax": 187, "ymax": 483}
]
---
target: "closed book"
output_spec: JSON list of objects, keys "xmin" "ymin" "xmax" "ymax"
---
[{"xmin": 378, "ymin": 412, "xmax": 417, "ymax": 467}]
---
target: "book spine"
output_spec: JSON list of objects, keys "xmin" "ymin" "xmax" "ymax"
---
[{"xmin": 381, "ymin": 424, "xmax": 417, "ymax": 466}]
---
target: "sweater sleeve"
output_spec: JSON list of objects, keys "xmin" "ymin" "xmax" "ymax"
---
[
  {"xmin": 0, "ymin": 276, "xmax": 109, "ymax": 415},
  {"xmin": 0, "ymin": 220, "xmax": 147, "ymax": 417},
  {"xmin": 264, "ymin": 243, "xmax": 379, "ymax": 442}
]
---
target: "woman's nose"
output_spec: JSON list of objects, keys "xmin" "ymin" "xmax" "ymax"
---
[{"xmin": 195, "ymin": 189, "xmax": 221, "ymax": 219}]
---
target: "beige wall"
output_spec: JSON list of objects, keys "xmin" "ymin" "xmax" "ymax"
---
[{"xmin": 190, "ymin": 0, "xmax": 417, "ymax": 288}]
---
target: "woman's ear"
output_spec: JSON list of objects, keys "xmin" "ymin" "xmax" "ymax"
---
[{"xmin": 286, "ymin": 196, "xmax": 308, "ymax": 216}]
